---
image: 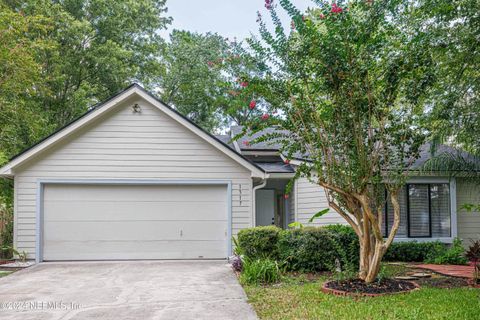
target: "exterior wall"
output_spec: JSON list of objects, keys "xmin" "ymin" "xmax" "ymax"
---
[
  {"xmin": 456, "ymin": 178, "xmax": 480, "ymax": 244},
  {"xmin": 295, "ymin": 177, "xmax": 346, "ymax": 226},
  {"xmin": 13, "ymin": 97, "xmax": 253, "ymax": 259}
]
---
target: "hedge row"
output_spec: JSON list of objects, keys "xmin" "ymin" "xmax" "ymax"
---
[
  {"xmin": 237, "ymin": 225, "xmax": 359, "ymax": 272},
  {"xmin": 236, "ymin": 225, "xmax": 467, "ymax": 273}
]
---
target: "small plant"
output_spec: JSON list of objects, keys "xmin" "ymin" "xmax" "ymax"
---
[
  {"xmin": 231, "ymin": 255, "xmax": 243, "ymax": 273},
  {"xmin": 240, "ymin": 258, "xmax": 281, "ymax": 285},
  {"xmin": 232, "ymin": 236, "xmax": 243, "ymax": 256},
  {"xmin": 465, "ymin": 240, "xmax": 480, "ymax": 284},
  {"xmin": 1, "ymin": 246, "xmax": 27, "ymax": 262}
]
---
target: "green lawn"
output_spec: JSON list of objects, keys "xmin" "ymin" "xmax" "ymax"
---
[
  {"xmin": 0, "ymin": 271, "xmax": 12, "ymax": 278},
  {"xmin": 243, "ymin": 274, "xmax": 480, "ymax": 320}
]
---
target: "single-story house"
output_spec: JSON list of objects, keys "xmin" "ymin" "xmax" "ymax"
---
[{"xmin": 1, "ymin": 84, "xmax": 479, "ymax": 263}]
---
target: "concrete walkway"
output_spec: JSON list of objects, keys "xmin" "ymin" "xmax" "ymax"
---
[{"xmin": 0, "ymin": 261, "xmax": 257, "ymax": 320}]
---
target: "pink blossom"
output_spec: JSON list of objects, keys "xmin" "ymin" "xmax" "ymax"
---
[
  {"xmin": 243, "ymin": 140, "xmax": 250, "ymax": 146},
  {"xmin": 240, "ymin": 81, "xmax": 249, "ymax": 88},
  {"xmin": 249, "ymin": 100, "xmax": 256, "ymax": 109},
  {"xmin": 265, "ymin": 0, "xmax": 273, "ymax": 10},
  {"xmin": 284, "ymin": 159, "xmax": 290, "ymax": 164},
  {"xmin": 261, "ymin": 113, "xmax": 270, "ymax": 121},
  {"xmin": 319, "ymin": 13, "xmax": 325, "ymax": 19},
  {"xmin": 331, "ymin": 3, "xmax": 343, "ymax": 13}
]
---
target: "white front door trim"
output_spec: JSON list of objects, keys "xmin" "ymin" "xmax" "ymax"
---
[{"xmin": 36, "ymin": 179, "xmax": 233, "ymax": 263}]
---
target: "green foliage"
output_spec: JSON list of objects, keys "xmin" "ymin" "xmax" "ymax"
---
[
  {"xmin": 425, "ymin": 238, "xmax": 468, "ymax": 265},
  {"xmin": 0, "ymin": 194, "xmax": 13, "ymax": 259},
  {"xmin": 384, "ymin": 239, "xmax": 468, "ymax": 265},
  {"xmin": 384, "ymin": 241, "xmax": 446, "ymax": 262},
  {"xmin": 287, "ymin": 221, "xmax": 304, "ymax": 229},
  {"xmin": 278, "ymin": 227, "xmax": 338, "ymax": 272},
  {"xmin": 461, "ymin": 203, "xmax": 480, "ymax": 213},
  {"xmin": 323, "ymin": 224, "xmax": 360, "ymax": 268},
  {"xmin": 417, "ymin": 0, "xmax": 480, "ymax": 157},
  {"xmin": 278, "ymin": 226, "xmax": 358, "ymax": 273},
  {"xmin": 1, "ymin": 246, "xmax": 27, "ymax": 262},
  {"xmin": 240, "ymin": 258, "xmax": 281, "ymax": 285},
  {"xmin": 237, "ymin": 226, "xmax": 281, "ymax": 260},
  {"xmin": 237, "ymin": 225, "xmax": 359, "ymax": 273},
  {"xmin": 243, "ymin": 0, "xmax": 440, "ymax": 281},
  {"xmin": 1, "ymin": 0, "xmax": 171, "ymax": 154},
  {"xmin": 307, "ymin": 208, "xmax": 329, "ymax": 223},
  {"xmin": 156, "ymin": 31, "xmax": 267, "ymax": 131}
]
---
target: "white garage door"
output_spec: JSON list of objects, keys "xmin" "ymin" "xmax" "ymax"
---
[{"xmin": 42, "ymin": 184, "xmax": 228, "ymax": 260}]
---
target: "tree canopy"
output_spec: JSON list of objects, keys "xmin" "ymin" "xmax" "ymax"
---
[
  {"xmin": 156, "ymin": 30, "xmax": 268, "ymax": 132},
  {"xmin": 242, "ymin": 0, "xmax": 437, "ymax": 282}
]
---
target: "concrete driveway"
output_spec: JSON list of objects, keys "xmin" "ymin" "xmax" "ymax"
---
[{"xmin": 0, "ymin": 261, "xmax": 257, "ymax": 320}]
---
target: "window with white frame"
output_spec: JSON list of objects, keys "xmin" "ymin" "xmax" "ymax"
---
[{"xmin": 382, "ymin": 183, "xmax": 451, "ymax": 238}]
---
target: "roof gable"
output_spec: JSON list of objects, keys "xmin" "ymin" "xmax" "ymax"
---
[{"xmin": 0, "ymin": 84, "xmax": 265, "ymax": 178}]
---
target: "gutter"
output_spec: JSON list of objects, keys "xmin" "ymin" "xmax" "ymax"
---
[{"xmin": 252, "ymin": 178, "xmax": 268, "ymax": 227}]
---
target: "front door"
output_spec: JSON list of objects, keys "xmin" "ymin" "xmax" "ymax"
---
[{"xmin": 256, "ymin": 189, "xmax": 275, "ymax": 226}]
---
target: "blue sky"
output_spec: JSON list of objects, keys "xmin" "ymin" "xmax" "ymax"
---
[{"xmin": 161, "ymin": 0, "xmax": 312, "ymax": 40}]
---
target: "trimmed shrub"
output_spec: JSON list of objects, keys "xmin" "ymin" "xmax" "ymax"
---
[
  {"xmin": 278, "ymin": 227, "xmax": 340, "ymax": 272},
  {"xmin": 323, "ymin": 224, "xmax": 360, "ymax": 269},
  {"xmin": 425, "ymin": 238, "xmax": 468, "ymax": 265},
  {"xmin": 240, "ymin": 258, "xmax": 281, "ymax": 285},
  {"xmin": 237, "ymin": 226, "xmax": 281, "ymax": 260},
  {"xmin": 383, "ymin": 241, "xmax": 445, "ymax": 262}
]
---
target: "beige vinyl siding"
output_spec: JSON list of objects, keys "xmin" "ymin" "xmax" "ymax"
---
[
  {"xmin": 456, "ymin": 178, "xmax": 480, "ymax": 243},
  {"xmin": 14, "ymin": 97, "xmax": 253, "ymax": 259},
  {"xmin": 295, "ymin": 177, "xmax": 346, "ymax": 226}
]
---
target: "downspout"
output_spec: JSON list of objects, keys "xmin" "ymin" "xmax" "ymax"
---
[{"xmin": 252, "ymin": 178, "xmax": 268, "ymax": 227}]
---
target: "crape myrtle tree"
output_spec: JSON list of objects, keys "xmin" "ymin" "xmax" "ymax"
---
[{"xmin": 243, "ymin": 0, "xmax": 436, "ymax": 282}]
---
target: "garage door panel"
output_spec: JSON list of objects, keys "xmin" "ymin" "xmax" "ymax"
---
[
  {"xmin": 44, "ymin": 201, "xmax": 227, "ymax": 221},
  {"xmin": 44, "ymin": 240, "xmax": 225, "ymax": 260},
  {"xmin": 45, "ymin": 220, "xmax": 227, "ymax": 241},
  {"xmin": 43, "ymin": 184, "xmax": 228, "ymax": 260},
  {"xmin": 44, "ymin": 184, "xmax": 226, "ymax": 202}
]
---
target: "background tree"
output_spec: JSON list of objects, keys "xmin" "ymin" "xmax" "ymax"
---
[
  {"xmin": 155, "ymin": 30, "xmax": 228, "ymax": 131},
  {"xmin": 156, "ymin": 31, "xmax": 267, "ymax": 132},
  {"xmin": 4, "ymin": 0, "xmax": 171, "ymax": 128},
  {"xmin": 245, "ymin": 0, "xmax": 436, "ymax": 282},
  {"xmin": 420, "ymin": 0, "xmax": 480, "ymax": 155}
]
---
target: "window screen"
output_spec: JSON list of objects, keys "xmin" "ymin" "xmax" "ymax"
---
[
  {"xmin": 408, "ymin": 184, "xmax": 431, "ymax": 237},
  {"xmin": 430, "ymin": 184, "xmax": 451, "ymax": 237}
]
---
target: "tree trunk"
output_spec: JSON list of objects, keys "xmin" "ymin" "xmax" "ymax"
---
[{"xmin": 323, "ymin": 184, "xmax": 402, "ymax": 284}]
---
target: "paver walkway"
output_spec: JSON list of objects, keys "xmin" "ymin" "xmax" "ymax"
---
[{"xmin": 415, "ymin": 263, "xmax": 475, "ymax": 279}]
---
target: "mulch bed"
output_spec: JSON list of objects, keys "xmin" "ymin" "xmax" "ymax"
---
[{"xmin": 323, "ymin": 279, "xmax": 418, "ymax": 297}]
